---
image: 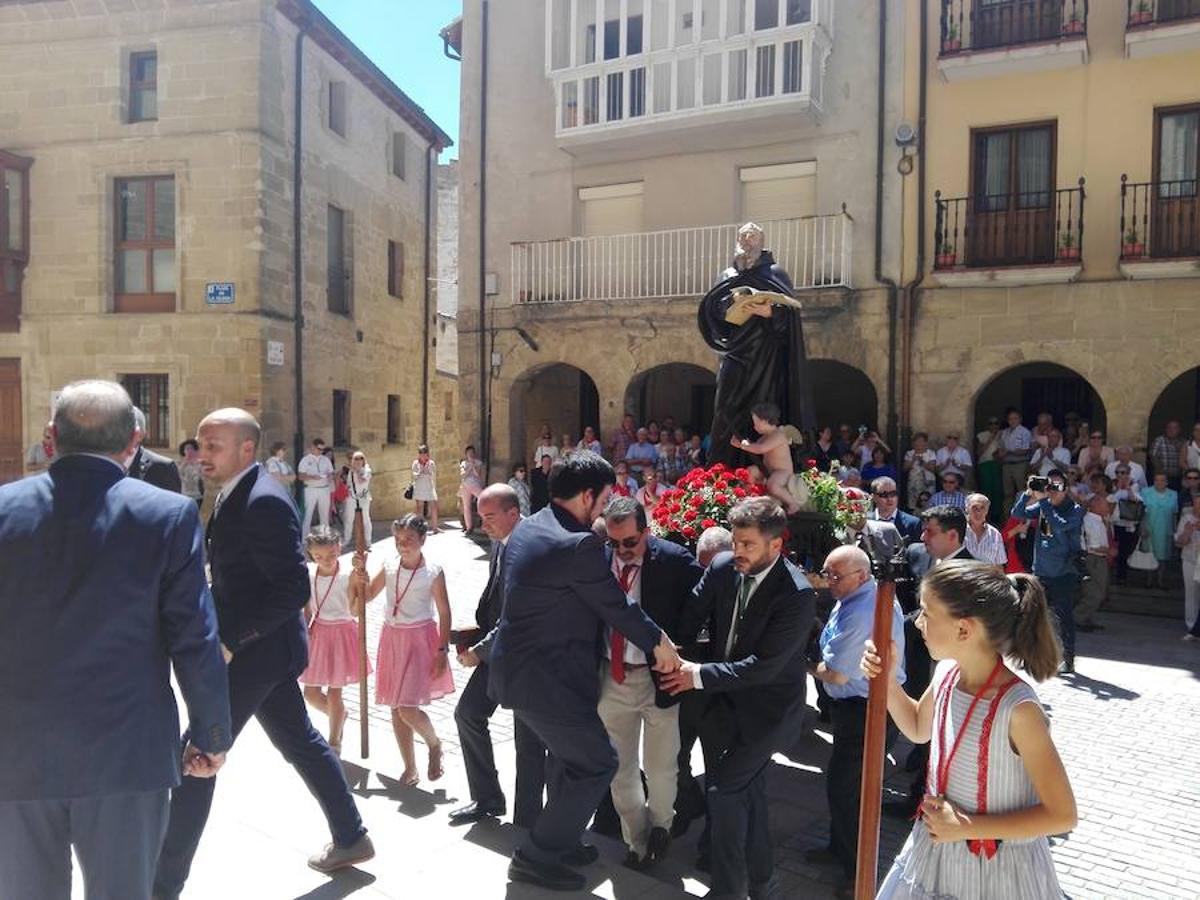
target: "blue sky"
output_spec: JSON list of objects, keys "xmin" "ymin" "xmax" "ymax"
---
[{"xmin": 313, "ymin": 0, "xmax": 463, "ymax": 159}]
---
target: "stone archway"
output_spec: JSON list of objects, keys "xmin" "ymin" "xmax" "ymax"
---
[
  {"xmin": 509, "ymin": 363, "xmax": 601, "ymax": 468},
  {"xmin": 808, "ymin": 360, "xmax": 880, "ymax": 432},
  {"xmin": 1147, "ymin": 366, "xmax": 1200, "ymax": 450},
  {"xmin": 972, "ymin": 362, "xmax": 1107, "ymax": 440},
  {"xmin": 623, "ymin": 363, "xmax": 716, "ymax": 436}
]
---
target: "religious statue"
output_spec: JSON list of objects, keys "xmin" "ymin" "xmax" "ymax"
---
[{"xmin": 698, "ymin": 222, "xmax": 815, "ymax": 467}]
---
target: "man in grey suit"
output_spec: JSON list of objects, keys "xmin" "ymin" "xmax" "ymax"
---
[{"xmin": 0, "ymin": 381, "xmax": 231, "ymax": 899}]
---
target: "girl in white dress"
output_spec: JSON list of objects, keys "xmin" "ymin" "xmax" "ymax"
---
[
  {"xmin": 862, "ymin": 561, "xmax": 1076, "ymax": 900},
  {"xmin": 299, "ymin": 526, "xmax": 370, "ymax": 756},
  {"xmin": 458, "ymin": 445, "xmax": 485, "ymax": 532},
  {"xmin": 357, "ymin": 515, "xmax": 454, "ymax": 787},
  {"xmin": 411, "ymin": 445, "xmax": 439, "ymax": 530}
]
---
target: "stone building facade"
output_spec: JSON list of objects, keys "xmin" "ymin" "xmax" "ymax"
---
[{"xmin": 0, "ymin": 0, "xmax": 458, "ymax": 516}]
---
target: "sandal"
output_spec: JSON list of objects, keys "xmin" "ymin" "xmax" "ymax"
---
[
  {"xmin": 400, "ymin": 768, "xmax": 420, "ymax": 787},
  {"xmin": 428, "ymin": 742, "xmax": 444, "ymax": 782}
]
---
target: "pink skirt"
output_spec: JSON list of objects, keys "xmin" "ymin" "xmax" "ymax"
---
[
  {"xmin": 299, "ymin": 620, "xmax": 370, "ymax": 688},
  {"xmin": 375, "ymin": 620, "xmax": 456, "ymax": 708}
]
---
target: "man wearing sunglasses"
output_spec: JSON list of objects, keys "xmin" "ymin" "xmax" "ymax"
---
[
  {"xmin": 595, "ymin": 496, "xmax": 703, "ymax": 871},
  {"xmin": 867, "ymin": 476, "xmax": 922, "ymax": 545}
]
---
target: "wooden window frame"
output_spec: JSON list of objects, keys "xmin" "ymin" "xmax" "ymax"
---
[
  {"xmin": 120, "ymin": 373, "xmax": 170, "ymax": 447},
  {"xmin": 1152, "ymin": 102, "xmax": 1200, "ymax": 188},
  {"xmin": 0, "ymin": 150, "xmax": 33, "ymax": 332},
  {"xmin": 387, "ymin": 239, "xmax": 404, "ymax": 298},
  {"xmin": 968, "ymin": 120, "xmax": 1057, "ymax": 212},
  {"xmin": 128, "ymin": 51, "xmax": 158, "ymax": 123},
  {"xmin": 386, "ymin": 394, "xmax": 402, "ymax": 444},
  {"xmin": 332, "ymin": 389, "xmax": 351, "ymax": 446},
  {"xmin": 114, "ymin": 175, "xmax": 176, "ymax": 314}
]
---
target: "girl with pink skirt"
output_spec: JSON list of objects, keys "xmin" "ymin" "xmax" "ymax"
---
[
  {"xmin": 299, "ymin": 525, "xmax": 371, "ymax": 757},
  {"xmin": 358, "ymin": 514, "xmax": 454, "ymax": 786}
]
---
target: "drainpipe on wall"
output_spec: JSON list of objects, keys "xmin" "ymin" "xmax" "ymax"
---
[
  {"xmin": 422, "ymin": 142, "xmax": 434, "ymax": 444},
  {"xmin": 291, "ymin": 23, "xmax": 307, "ymax": 464},
  {"xmin": 478, "ymin": 0, "xmax": 490, "ymax": 481},
  {"xmin": 875, "ymin": 0, "xmax": 900, "ymax": 457}
]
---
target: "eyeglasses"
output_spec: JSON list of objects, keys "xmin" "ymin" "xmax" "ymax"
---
[
  {"xmin": 606, "ymin": 536, "xmax": 642, "ymax": 550},
  {"xmin": 1090, "ymin": 434, "xmax": 1103, "ymax": 440},
  {"xmin": 820, "ymin": 568, "xmax": 866, "ymax": 584},
  {"xmin": 873, "ymin": 490, "xmax": 898, "ymax": 498},
  {"xmin": 1186, "ymin": 475, "xmax": 1200, "ymax": 481},
  {"xmin": 1116, "ymin": 468, "xmax": 1130, "ymax": 475}
]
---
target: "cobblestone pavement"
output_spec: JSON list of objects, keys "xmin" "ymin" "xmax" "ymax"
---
[{"xmin": 85, "ymin": 522, "xmax": 1200, "ymax": 899}]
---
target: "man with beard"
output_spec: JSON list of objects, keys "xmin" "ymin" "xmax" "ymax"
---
[
  {"xmin": 699, "ymin": 222, "xmax": 815, "ymax": 467},
  {"xmin": 664, "ymin": 497, "xmax": 816, "ymax": 899}
]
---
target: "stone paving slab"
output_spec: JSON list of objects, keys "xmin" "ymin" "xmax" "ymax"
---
[{"xmin": 70, "ymin": 520, "xmax": 1200, "ymax": 899}]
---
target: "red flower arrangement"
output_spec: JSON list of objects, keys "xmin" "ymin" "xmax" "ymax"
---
[{"xmin": 650, "ymin": 463, "xmax": 766, "ymax": 549}]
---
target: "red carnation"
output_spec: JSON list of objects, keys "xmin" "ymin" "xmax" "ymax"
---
[
  {"xmin": 683, "ymin": 509, "xmax": 698, "ymax": 522},
  {"xmin": 714, "ymin": 480, "xmax": 729, "ymax": 491},
  {"xmin": 733, "ymin": 487, "xmax": 747, "ymax": 498},
  {"xmin": 670, "ymin": 503, "xmax": 683, "ymax": 514},
  {"xmin": 690, "ymin": 495, "xmax": 705, "ymax": 508},
  {"xmin": 806, "ymin": 458, "xmax": 818, "ymax": 469},
  {"xmin": 701, "ymin": 518, "xmax": 717, "ymax": 529},
  {"xmin": 711, "ymin": 463, "xmax": 727, "ymax": 472},
  {"xmin": 735, "ymin": 467, "xmax": 750, "ymax": 481},
  {"xmin": 751, "ymin": 484, "xmax": 766, "ymax": 496},
  {"xmin": 714, "ymin": 492, "xmax": 728, "ymax": 505},
  {"xmin": 682, "ymin": 525, "xmax": 697, "ymax": 539}
]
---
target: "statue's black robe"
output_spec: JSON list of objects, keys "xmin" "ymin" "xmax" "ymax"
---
[{"xmin": 697, "ymin": 250, "xmax": 815, "ymax": 467}]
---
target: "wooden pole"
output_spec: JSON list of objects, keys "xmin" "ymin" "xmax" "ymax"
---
[
  {"xmin": 351, "ymin": 472, "xmax": 370, "ymax": 759},
  {"xmin": 854, "ymin": 577, "xmax": 896, "ymax": 899}
]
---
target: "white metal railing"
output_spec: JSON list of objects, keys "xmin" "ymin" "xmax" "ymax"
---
[
  {"xmin": 548, "ymin": 0, "xmax": 833, "ymax": 137},
  {"xmin": 511, "ymin": 211, "xmax": 852, "ymax": 304}
]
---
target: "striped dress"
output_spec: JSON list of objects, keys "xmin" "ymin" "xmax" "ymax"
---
[{"xmin": 877, "ymin": 663, "xmax": 1063, "ymax": 900}]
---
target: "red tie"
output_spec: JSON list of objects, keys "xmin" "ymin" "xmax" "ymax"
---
[{"xmin": 610, "ymin": 563, "xmax": 641, "ymax": 685}]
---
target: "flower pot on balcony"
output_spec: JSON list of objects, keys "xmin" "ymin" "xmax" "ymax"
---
[
  {"xmin": 1129, "ymin": 10, "xmax": 1153, "ymax": 26},
  {"xmin": 1057, "ymin": 246, "xmax": 1081, "ymax": 262},
  {"xmin": 1122, "ymin": 242, "xmax": 1146, "ymax": 258},
  {"xmin": 1063, "ymin": 18, "xmax": 1085, "ymax": 35},
  {"xmin": 936, "ymin": 252, "xmax": 958, "ymax": 268},
  {"xmin": 941, "ymin": 37, "xmax": 961, "ymax": 52}
]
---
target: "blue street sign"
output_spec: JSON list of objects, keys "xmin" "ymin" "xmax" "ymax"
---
[{"xmin": 206, "ymin": 282, "xmax": 235, "ymax": 304}]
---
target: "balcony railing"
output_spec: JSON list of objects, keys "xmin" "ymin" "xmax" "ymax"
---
[
  {"xmin": 934, "ymin": 181, "xmax": 1085, "ymax": 270},
  {"xmin": 939, "ymin": 0, "xmax": 1088, "ymax": 56},
  {"xmin": 549, "ymin": 2, "xmax": 831, "ymax": 139},
  {"xmin": 1126, "ymin": 0, "xmax": 1200, "ymax": 27},
  {"xmin": 1119, "ymin": 175, "xmax": 1200, "ymax": 260},
  {"xmin": 511, "ymin": 211, "xmax": 852, "ymax": 305}
]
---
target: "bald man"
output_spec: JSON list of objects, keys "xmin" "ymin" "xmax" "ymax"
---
[
  {"xmin": 154, "ymin": 409, "xmax": 372, "ymax": 899},
  {"xmin": 809, "ymin": 546, "xmax": 906, "ymax": 895}
]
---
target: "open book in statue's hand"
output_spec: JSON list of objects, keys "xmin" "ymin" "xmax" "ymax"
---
[{"xmin": 724, "ymin": 285, "xmax": 805, "ymax": 325}]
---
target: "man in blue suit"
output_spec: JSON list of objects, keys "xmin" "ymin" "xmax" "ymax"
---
[
  {"xmin": 489, "ymin": 450, "xmax": 682, "ymax": 892},
  {"xmin": 867, "ymin": 475, "xmax": 922, "ymax": 545},
  {"xmin": 0, "ymin": 380, "xmax": 232, "ymax": 899},
  {"xmin": 153, "ymin": 408, "xmax": 372, "ymax": 898},
  {"xmin": 664, "ymin": 496, "xmax": 817, "ymax": 899}
]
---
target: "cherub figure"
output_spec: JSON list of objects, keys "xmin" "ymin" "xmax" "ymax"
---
[{"xmin": 732, "ymin": 402, "xmax": 802, "ymax": 515}]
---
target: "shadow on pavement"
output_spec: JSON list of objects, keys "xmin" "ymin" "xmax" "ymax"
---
[
  {"xmin": 291, "ymin": 869, "xmax": 377, "ymax": 899},
  {"xmin": 1054, "ymin": 670, "xmax": 1141, "ymax": 702},
  {"xmin": 341, "ymin": 761, "xmax": 454, "ymax": 819}
]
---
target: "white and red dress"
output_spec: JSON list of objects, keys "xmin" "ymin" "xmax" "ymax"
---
[
  {"xmin": 299, "ymin": 562, "xmax": 370, "ymax": 688},
  {"xmin": 375, "ymin": 557, "xmax": 455, "ymax": 708}
]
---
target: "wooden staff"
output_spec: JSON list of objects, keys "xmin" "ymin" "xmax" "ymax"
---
[
  {"xmin": 350, "ymin": 470, "xmax": 370, "ymax": 759},
  {"xmin": 854, "ymin": 560, "xmax": 897, "ymax": 899}
]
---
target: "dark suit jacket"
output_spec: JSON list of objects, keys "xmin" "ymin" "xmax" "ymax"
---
[
  {"xmin": 678, "ymin": 553, "xmax": 817, "ymax": 747},
  {"xmin": 471, "ymin": 540, "xmax": 507, "ymax": 665},
  {"xmin": 605, "ymin": 535, "xmax": 704, "ymax": 708},
  {"xmin": 207, "ymin": 463, "xmax": 310, "ymax": 680},
  {"xmin": 129, "ymin": 445, "xmax": 183, "ymax": 493},
  {"xmin": 488, "ymin": 505, "xmax": 664, "ymax": 721},
  {"xmin": 870, "ymin": 508, "xmax": 922, "ymax": 545},
  {"xmin": 0, "ymin": 455, "xmax": 231, "ymax": 801}
]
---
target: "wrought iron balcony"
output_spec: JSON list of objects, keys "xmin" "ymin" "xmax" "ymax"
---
[
  {"xmin": 1126, "ymin": 0, "xmax": 1200, "ymax": 28},
  {"xmin": 511, "ymin": 211, "xmax": 852, "ymax": 305},
  {"xmin": 934, "ymin": 181, "xmax": 1085, "ymax": 273},
  {"xmin": 1119, "ymin": 175, "xmax": 1200, "ymax": 261},
  {"xmin": 939, "ymin": 0, "xmax": 1088, "ymax": 56}
]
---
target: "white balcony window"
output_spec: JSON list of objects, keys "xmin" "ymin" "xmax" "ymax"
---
[{"xmin": 548, "ymin": 0, "xmax": 832, "ymax": 148}]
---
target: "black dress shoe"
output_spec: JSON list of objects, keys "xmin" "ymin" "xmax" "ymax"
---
[
  {"xmin": 447, "ymin": 800, "xmax": 505, "ymax": 825},
  {"xmin": 561, "ymin": 842, "xmax": 600, "ymax": 867},
  {"xmin": 1059, "ymin": 655, "xmax": 1075, "ymax": 675},
  {"xmin": 508, "ymin": 850, "xmax": 586, "ymax": 892},
  {"xmin": 622, "ymin": 849, "xmax": 646, "ymax": 870},
  {"xmin": 645, "ymin": 826, "xmax": 671, "ymax": 864}
]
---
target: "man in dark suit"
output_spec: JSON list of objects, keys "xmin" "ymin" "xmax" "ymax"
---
[
  {"xmin": 867, "ymin": 475, "xmax": 921, "ymax": 545},
  {"xmin": 664, "ymin": 497, "xmax": 817, "ymax": 899},
  {"xmin": 885, "ymin": 504, "xmax": 974, "ymax": 819},
  {"xmin": 127, "ymin": 405, "xmax": 184, "ymax": 492},
  {"xmin": 595, "ymin": 495, "xmax": 703, "ymax": 870},
  {"xmin": 0, "ymin": 380, "xmax": 231, "ymax": 899},
  {"xmin": 153, "ymin": 408, "xmax": 372, "ymax": 898},
  {"xmin": 449, "ymin": 483, "xmax": 547, "ymax": 828},
  {"xmin": 489, "ymin": 451, "xmax": 682, "ymax": 892}
]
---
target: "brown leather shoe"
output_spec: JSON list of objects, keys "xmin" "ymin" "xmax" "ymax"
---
[{"xmin": 307, "ymin": 834, "xmax": 375, "ymax": 873}]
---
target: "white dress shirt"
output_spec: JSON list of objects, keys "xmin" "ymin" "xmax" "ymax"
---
[
  {"xmin": 607, "ymin": 555, "xmax": 648, "ymax": 666},
  {"xmin": 692, "ymin": 556, "xmax": 781, "ymax": 689}
]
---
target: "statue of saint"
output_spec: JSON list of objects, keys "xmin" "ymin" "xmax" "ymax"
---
[{"xmin": 698, "ymin": 222, "xmax": 815, "ymax": 467}]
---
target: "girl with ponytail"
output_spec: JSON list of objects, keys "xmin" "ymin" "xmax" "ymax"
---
[{"xmin": 862, "ymin": 560, "xmax": 1076, "ymax": 899}]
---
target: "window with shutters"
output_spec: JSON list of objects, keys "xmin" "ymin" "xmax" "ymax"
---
[
  {"xmin": 739, "ymin": 162, "xmax": 816, "ymax": 222},
  {"xmin": 387, "ymin": 395, "xmax": 402, "ymax": 444},
  {"xmin": 333, "ymin": 390, "xmax": 351, "ymax": 446},
  {"xmin": 128, "ymin": 51, "xmax": 158, "ymax": 123},
  {"xmin": 387, "ymin": 240, "xmax": 404, "ymax": 298},
  {"xmin": 579, "ymin": 182, "xmax": 644, "ymax": 236},
  {"xmin": 114, "ymin": 176, "xmax": 176, "ymax": 313}
]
